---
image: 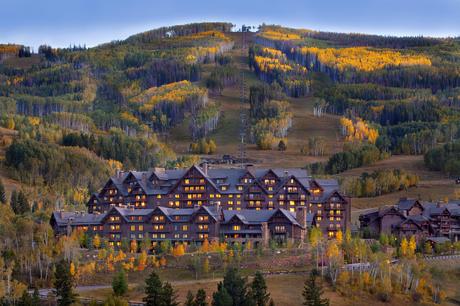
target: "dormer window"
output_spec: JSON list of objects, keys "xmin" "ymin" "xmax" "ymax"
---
[
  {"xmin": 185, "ymin": 179, "xmax": 190, "ymax": 184},
  {"xmin": 221, "ymin": 186, "xmax": 227, "ymax": 191}
]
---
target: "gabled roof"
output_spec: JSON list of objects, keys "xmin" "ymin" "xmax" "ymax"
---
[
  {"xmin": 269, "ymin": 208, "xmax": 302, "ymax": 227},
  {"xmin": 397, "ymin": 198, "xmax": 423, "ymax": 211},
  {"xmin": 52, "ymin": 211, "xmax": 105, "ymax": 226},
  {"xmin": 398, "ymin": 218, "xmax": 423, "ymax": 230},
  {"xmin": 222, "ymin": 208, "xmax": 301, "ymax": 227}
]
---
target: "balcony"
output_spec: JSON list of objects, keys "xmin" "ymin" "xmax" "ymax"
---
[{"xmin": 245, "ymin": 194, "xmax": 265, "ymax": 201}]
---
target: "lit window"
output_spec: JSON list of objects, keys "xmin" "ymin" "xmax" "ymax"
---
[
  {"xmin": 233, "ymin": 225, "xmax": 241, "ymax": 231},
  {"xmin": 130, "ymin": 225, "xmax": 135, "ymax": 231},
  {"xmin": 185, "ymin": 179, "xmax": 190, "ymax": 184},
  {"xmin": 139, "ymin": 225, "xmax": 144, "ymax": 231}
]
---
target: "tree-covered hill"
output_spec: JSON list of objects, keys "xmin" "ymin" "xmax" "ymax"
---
[{"xmin": 2, "ymin": 22, "xmax": 460, "ymax": 208}]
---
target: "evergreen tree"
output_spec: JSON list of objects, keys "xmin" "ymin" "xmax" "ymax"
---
[
  {"xmin": 0, "ymin": 179, "xmax": 6, "ymax": 204},
  {"xmin": 302, "ymin": 270, "xmax": 329, "ymax": 306},
  {"xmin": 10, "ymin": 190, "xmax": 29, "ymax": 214},
  {"xmin": 222, "ymin": 267, "xmax": 250, "ymax": 306},
  {"xmin": 161, "ymin": 282, "xmax": 178, "ymax": 306},
  {"xmin": 250, "ymin": 271, "xmax": 270, "ymax": 306},
  {"xmin": 278, "ymin": 140, "xmax": 287, "ymax": 151},
  {"xmin": 185, "ymin": 291, "xmax": 195, "ymax": 306},
  {"xmin": 18, "ymin": 290, "xmax": 33, "ymax": 306},
  {"xmin": 212, "ymin": 283, "xmax": 233, "ymax": 306},
  {"xmin": 112, "ymin": 269, "xmax": 128, "ymax": 296},
  {"xmin": 10, "ymin": 190, "xmax": 18, "ymax": 212},
  {"xmin": 144, "ymin": 271, "xmax": 163, "ymax": 306},
  {"xmin": 143, "ymin": 271, "xmax": 178, "ymax": 306},
  {"xmin": 195, "ymin": 288, "xmax": 208, "ymax": 306},
  {"xmin": 54, "ymin": 260, "xmax": 77, "ymax": 306},
  {"xmin": 18, "ymin": 190, "xmax": 29, "ymax": 213},
  {"xmin": 32, "ymin": 288, "xmax": 41, "ymax": 305}
]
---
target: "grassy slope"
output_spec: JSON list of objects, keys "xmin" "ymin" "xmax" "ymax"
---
[
  {"xmin": 78, "ymin": 269, "xmax": 460, "ymax": 306},
  {"xmin": 168, "ymin": 33, "xmax": 343, "ymax": 167}
]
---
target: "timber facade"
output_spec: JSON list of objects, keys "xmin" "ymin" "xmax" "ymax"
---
[
  {"xmin": 51, "ymin": 164, "xmax": 350, "ymax": 247},
  {"xmin": 359, "ymin": 198, "xmax": 460, "ymax": 242}
]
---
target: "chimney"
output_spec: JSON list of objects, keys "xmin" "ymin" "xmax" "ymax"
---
[
  {"xmin": 142, "ymin": 172, "xmax": 148, "ymax": 183},
  {"xmin": 296, "ymin": 206, "xmax": 308, "ymax": 229},
  {"xmin": 59, "ymin": 210, "xmax": 64, "ymax": 219},
  {"xmin": 154, "ymin": 167, "xmax": 165, "ymax": 175},
  {"xmin": 245, "ymin": 164, "xmax": 254, "ymax": 172},
  {"xmin": 202, "ymin": 162, "xmax": 208, "ymax": 176},
  {"xmin": 284, "ymin": 170, "xmax": 289, "ymax": 178}
]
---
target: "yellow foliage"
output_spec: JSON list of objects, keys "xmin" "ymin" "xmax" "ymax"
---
[
  {"xmin": 299, "ymin": 46, "xmax": 431, "ymax": 72},
  {"xmin": 70, "ymin": 262, "xmax": 76, "ymax": 277},
  {"xmin": 172, "ymin": 244, "xmax": 185, "ymax": 257},
  {"xmin": 130, "ymin": 80, "xmax": 207, "ymax": 114},
  {"xmin": 261, "ymin": 47, "xmax": 286, "ymax": 60},
  {"xmin": 201, "ymin": 238, "xmax": 210, "ymax": 253},
  {"xmin": 27, "ymin": 117, "xmax": 40, "ymax": 126},
  {"xmin": 259, "ymin": 30, "xmax": 301, "ymax": 41},
  {"xmin": 159, "ymin": 257, "xmax": 167, "ymax": 267},
  {"xmin": 400, "ymin": 237, "xmax": 408, "ymax": 257},
  {"xmin": 137, "ymin": 250, "xmax": 148, "ymax": 271},
  {"xmin": 130, "ymin": 240, "xmax": 138, "ymax": 253},
  {"xmin": 93, "ymin": 234, "xmax": 101, "ymax": 249},
  {"xmin": 336, "ymin": 231, "xmax": 343, "ymax": 244},
  {"xmin": 340, "ymin": 117, "xmax": 378, "ymax": 144},
  {"xmin": 115, "ymin": 250, "xmax": 127, "ymax": 262}
]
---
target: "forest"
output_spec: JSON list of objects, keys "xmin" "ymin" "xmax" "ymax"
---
[{"xmin": 2, "ymin": 21, "xmax": 460, "ymax": 305}]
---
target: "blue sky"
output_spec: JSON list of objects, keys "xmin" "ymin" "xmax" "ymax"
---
[{"xmin": 1, "ymin": 0, "xmax": 459, "ymax": 49}]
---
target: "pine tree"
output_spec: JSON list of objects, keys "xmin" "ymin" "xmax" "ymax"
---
[
  {"xmin": 112, "ymin": 269, "xmax": 128, "ymax": 296},
  {"xmin": 250, "ymin": 271, "xmax": 270, "ymax": 306},
  {"xmin": 143, "ymin": 271, "xmax": 178, "ymax": 306},
  {"xmin": 302, "ymin": 270, "xmax": 329, "ymax": 306},
  {"xmin": 32, "ymin": 288, "xmax": 41, "ymax": 306},
  {"xmin": 195, "ymin": 288, "xmax": 208, "ymax": 306},
  {"xmin": 10, "ymin": 190, "xmax": 18, "ymax": 212},
  {"xmin": 143, "ymin": 271, "xmax": 163, "ymax": 306},
  {"xmin": 19, "ymin": 290, "xmax": 33, "ymax": 306},
  {"xmin": 54, "ymin": 260, "xmax": 77, "ymax": 306},
  {"xmin": 11, "ymin": 190, "xmax": 29, "ymax": 215},
  {"xmin": 0, "ymin": 179, "xmax": 6, "ymax": 204},
  {"xmin": 161, "ymin": 282, "xmax": 178, "ymax": 306},
  {"xmin": 185, "ymin": 291, "xmax": 195, "ymax": 306},
  {"xmin": 212, "ymin": 283, "xmax": 233, "ymax": 306},
  {"xmin": 222, "ymin": 267, "xmax": 250, "ymax": 306},
  {"xmin": 278, "ymin": 140, "xmax": 287, "ymax": 151}
]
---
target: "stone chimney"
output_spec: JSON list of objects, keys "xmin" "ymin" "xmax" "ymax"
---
[
  {"xmin": 261, "ymin": 222, "xmax": 269, "ymax": 248},
  {"xmin": 154, "ymin": 167, "xmax": 165, "ymax": 175},
  {"xmin": 142, "ymin": 172, "xmax": 148, "ymax": 184},
  {"xmin": 437, "ymin": 200, "xmax": 446, "ymax": 208},
  {"xmin": 202, "ymin": 162, "xmax": 208, "ymax": 176},
  {"xmin": 296, "ymin": 206, "xmax": 308, "ymax": 229}
]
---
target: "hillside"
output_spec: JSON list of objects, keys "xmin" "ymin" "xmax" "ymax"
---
[{"xmin": 2, "ymin": 22, "xmax": 460, "ymax": 211}]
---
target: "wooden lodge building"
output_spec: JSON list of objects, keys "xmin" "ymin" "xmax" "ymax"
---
[
  {"xmin": 51, "ymin": 164, "xmax": 350, "ymax": 247},
  {"xmin": 359, "ymin": 198, "xmax": 460, "ymax": 242}
]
